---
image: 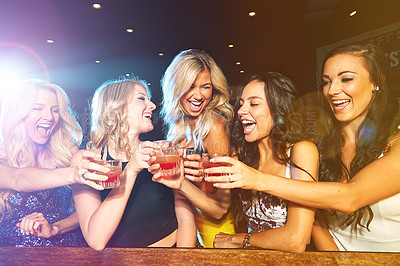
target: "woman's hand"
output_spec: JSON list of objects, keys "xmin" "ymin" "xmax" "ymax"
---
[
  {"xmin": 183, "ymin": 153, "xmax": 203, "ymax": 183},
  {"xmin": 16, "ymin": 212, "xmax": 54, "ymax": 238},
  {"xmin": 204, "ymin": 156, "xmax": 263, "ymax": 190},
  {"xmin": 213, "ymin": 232, "xmax": 244, "ymax": 248},
  {"xmin": 150, "ymin": 157, "xmax": 186, "ymax": 190},
  {"xmin": 126, "ymin": 141, "xmax": 157, "ymax": 176},
  {"xmin": 72, "ymin": 150, "xmax": 111, "ymax": 190}
]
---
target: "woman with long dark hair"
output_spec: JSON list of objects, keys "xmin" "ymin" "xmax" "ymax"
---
[
  {"xmin": 209, "ymin": 43, "xmax": 400, "ymax": 251},
  {"xmin": 210, "ymin": 71, "xmax": 318, "ymax": 252}
]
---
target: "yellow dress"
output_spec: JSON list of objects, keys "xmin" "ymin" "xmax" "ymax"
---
[{"xmin": 195, "ymin": 208, "xmax": 235, "ymax": 248}]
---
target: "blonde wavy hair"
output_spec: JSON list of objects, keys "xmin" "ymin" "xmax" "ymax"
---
[
  {"xmin": 89, "ymin": 77, "xmax": 151, "ymax": 159},
  {"xmin": 0, "ymin": 79, "xmax": 83, "ymax": 222},
  {"xmin": 161, "ymin": 49, "xmax": 233, "ymax": 150}
]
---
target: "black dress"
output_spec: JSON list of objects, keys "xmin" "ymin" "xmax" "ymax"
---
[{"xmin": 100, "ymin": 152, "xmax": 178, "ymax": 247}]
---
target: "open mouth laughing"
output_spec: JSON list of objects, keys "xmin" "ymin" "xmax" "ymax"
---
[
  {"xmin": 331, "ymin": 99, "xmax": 351, "ymax": 111},
  {"xmin": 241, "ymin": 119, "xmax": 256, "ymax": 134}
]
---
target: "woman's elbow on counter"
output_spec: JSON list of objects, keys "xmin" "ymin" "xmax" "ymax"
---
[{"xmin": 88, "ymin": 241, "xmax": 107, "ymax": 251}]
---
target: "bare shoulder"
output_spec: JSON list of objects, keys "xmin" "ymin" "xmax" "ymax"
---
[
  {"xmin": 291, "ymin": 141, "xmax": 318, "ymax": 158},
  {"xmin": 205, "ymin": 113, "xmax": 230, "ymax": 154},
  {"xmin": 210, "ymin": 113, "xmax": 228, "ymax": 132}
]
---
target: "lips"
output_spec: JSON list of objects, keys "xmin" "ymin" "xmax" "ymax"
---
[
  {"xmin": 188, "ymin": 100, "xmax": 203, "ymax": 112},
  {"xmin": 241, "ymin": 119, "xmax": 256, "ymax": 134},
  {"xmin": 331, "ymin": 99, "xmax": 351, "ymax": 111},
  {"xmin": 36, "ymin": 123, "xmax": 52, "ymax": 138},
  {"xmin": 143, "ymin": 112, "xmax": 152, "ymax": 120}
]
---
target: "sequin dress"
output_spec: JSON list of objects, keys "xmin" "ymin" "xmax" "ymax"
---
[
  {"xmin": 240, "ymin": 161, "xmax": 291, "ymax": 232},
  {"xmin": 0, "ymin": 186, "xmax": 87, "ymax": 246}
]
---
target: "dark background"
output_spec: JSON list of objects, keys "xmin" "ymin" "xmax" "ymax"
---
[{"xmin": 1, "ymin": 0, "xmax": 399, "ymax": 140}]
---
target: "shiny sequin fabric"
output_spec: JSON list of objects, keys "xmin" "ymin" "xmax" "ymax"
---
[
  {"xmin": 0, "ymin": 186, "xmax": 87, "ymax": 246},
  {"xmin": 240, "ymin": 162, "xmax": 291, "ymax": 232},
  {"xmin": 241, "ymin": 191, "xmax": 288, "ymax": 232}
]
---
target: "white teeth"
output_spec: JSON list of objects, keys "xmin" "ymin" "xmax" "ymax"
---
[
  {"xmin": 189, "ymin": 101, "xmax": 202, "ymax": 106},
  {"xmin": 38, "ymin": 124, "xmax": 51, "ymax": 128},
  {"xmin": 332, "ymin": 99, "xmax": 350, "ymax": 105},
  {"xmin": 144, "ymin": 113, "xmax": 152, "ymax": 119},
  {"xmin": 241, "ymin": 120, "xmax": 255, "ymax": 125}
]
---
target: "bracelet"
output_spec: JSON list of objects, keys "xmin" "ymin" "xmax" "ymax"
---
[{"xmin": 242, "ymin": 230, "xmax": 257, "ymax": 249}]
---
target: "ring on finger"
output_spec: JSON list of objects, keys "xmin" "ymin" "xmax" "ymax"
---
[{"xmin": 82, "ymin": 170, "xmax": 88, "ymax": 179}]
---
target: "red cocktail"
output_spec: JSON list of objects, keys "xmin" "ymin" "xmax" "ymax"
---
[
  {"xmin": 96, "ymin": 160, "xmax": 122, "ymax": 189},
  {"xmin": 155, "ymin": 141, "xmax": 180, "ymax": 179},
  {"xmin": 155, "ymin": 154, "xmax": 180, "ymax": 179}
]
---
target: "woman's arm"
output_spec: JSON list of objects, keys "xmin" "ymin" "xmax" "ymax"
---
[
  {"xmin": 16, "ymin": 211, "xmax": 80, "ymax": 238},
  {"xmin": 209, "ymin": 134, "xmax": 400, "ymax": 213},
  {"xmin": 311, "ymin": 220, "xmax": 339, "ymax": 251},
  {"xmin": 174, "ymin": 190, "xmax": 197, "ymax": 247},
  {"xmin": 72, "ymin": 142, "xmax": 153, "ymax": 250},
  {"xmin": 151, "ymin": 115, "xmax": 231, "ymax": 219},
  {"xmin": 0, "ymin": 149, "xmax": 108, "ymax": 191},
  {"xmin": 214, "ymin": 141, "xmax": 318, "ymax": 253}
]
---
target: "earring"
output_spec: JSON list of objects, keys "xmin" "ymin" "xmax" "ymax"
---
[{"xmin": 374, "ymin": 86, "xmax": 380, "ymax": 91}]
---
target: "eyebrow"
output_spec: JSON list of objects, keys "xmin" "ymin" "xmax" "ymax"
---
[
  {"xmin": 239, "ymin": 96, "xmax": 263, "ymax": 101},
  {"xmin": 136, "ymin": 92, "xmax": 147, "ymax": 97},
  {"xmin": 323, "ymin": 71, "xmax": 357, "ymax": 79}
]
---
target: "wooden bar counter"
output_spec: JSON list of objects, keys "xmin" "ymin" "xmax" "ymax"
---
[{"xmin": 0, "ymin": 247, "xmax": 399, "ymax": 265}]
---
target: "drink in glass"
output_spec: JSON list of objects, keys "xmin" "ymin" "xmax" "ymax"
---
[
  {"xmin": 96, "ymin": 159, "xmax": 122, "ymax": 189},
  {"xmin": 155, "ymin": 141, "xmax": 180, "ymax": 179},
  {"xmin": 201, "ymin": 153, "xmax": 229, "ymax": 193}
]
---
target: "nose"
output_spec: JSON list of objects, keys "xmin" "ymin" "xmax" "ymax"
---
[
  {"xmin": 43, "ymin": 108, "xmax": 54, "ymax": 121},
  {"xmin": 237, "ymin": 104, "xmax": 248, "ymax": 117},
  {"xmin": 148, "ymin": 100, "xmax": 156, "ymax": 111},
  {"xmin": 192, "ymin": 87, "xmax": 203, "ymax": 100},
  {"xmin": 326, "ymin": 79, "xmax": 342, "ymax": 97}
]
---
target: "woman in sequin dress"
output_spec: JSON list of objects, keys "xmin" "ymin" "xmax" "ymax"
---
[{"xmin": 0, "ymin": 79, "xmax": 108, "ymax": 246}]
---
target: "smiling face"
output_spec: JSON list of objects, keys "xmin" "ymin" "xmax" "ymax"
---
[
  {"xmin": 126, "ymin": 84, "xmax": 156, "ymax": 135},
  {"xmin": 22, "ymin": 89, "xmax": 60, "ymax": 145},
  {"xmin": 322, "ymin": 54, "xmax": 375, "ymax": 126},
  {"xmin": 180, "ymin": 69, "xmax": 213, "ymax": 118},
  {"xmin": 238, "ymin": 81, "xmax": 274, "ymax": 143}
]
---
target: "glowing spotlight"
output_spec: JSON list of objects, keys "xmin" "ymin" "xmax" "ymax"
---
[
  {"xmin": 159, "ymin": 53, "xmax": 164, "ymax": 56},
  {"xmin": 249, "ymin": 11, "xmax": 256, "ymax": 16},
  {"xmin": 350, "ymin": 10, "xmax": 357, "ymax": 16},
  {"xmin": 127, "ymin": 28, "xmax": 134, "ymax": 33},
  {"xmin": 95, "ymin": 60, "xmax": 100, "ymax": 63},
  {"xmin": 228, "ymin": 44, "xmax": 234, "ymax": 48},
  {"xmin": 92, "ymin": 3, "xmax": 102, "ymax": 9},
  {"xmin": 240, "ymin": 70, "xmax": 244, "ymax": 73},
  {"xmin": 0, "ymin": 70, "xmax": 19, "ymax": 98},
  {"xmin": 126, "ymin": 73, "xmax": 130, "ymax": 77},
  {"xmin": 236, "ymin": 61, "xmax": 241, "ymax": 65},
  {"xmin": 46, "ymin": 39, "xmax": 54, "ymax": 44}
]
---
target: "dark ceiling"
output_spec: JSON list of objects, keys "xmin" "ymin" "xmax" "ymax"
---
[{"xmin": 1, "ymin": 0, "xmax": 400, "ymax": 129}]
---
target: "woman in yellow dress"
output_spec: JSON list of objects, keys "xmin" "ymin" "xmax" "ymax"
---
[{"xmin": 152, "ymin": 49, "xmax": 234, "ymax": 247}]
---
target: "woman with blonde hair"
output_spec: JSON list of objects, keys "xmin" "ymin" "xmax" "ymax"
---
[
  {"xmin": 0, "ymin": 79, "xmax": 107, "ymax": 246},
  {"xmin": 72, "ymin": 77, "xmax": 196, "ymax": 250},
  {"xmin": 152, "ymin": 49, "xmax": 235, "ymax": 247}
]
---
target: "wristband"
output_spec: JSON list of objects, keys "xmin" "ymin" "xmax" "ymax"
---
[{"xmin": 243, "ymin": 230, "xmax": 257, "ymax": 249}]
